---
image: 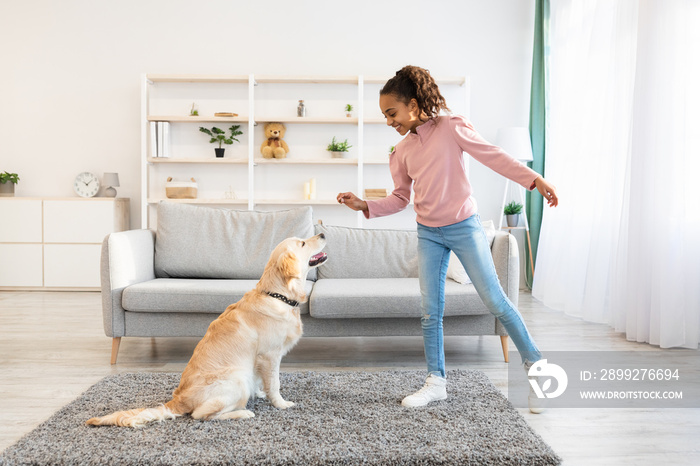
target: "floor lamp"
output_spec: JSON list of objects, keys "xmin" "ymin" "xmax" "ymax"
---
[{"xmin": 496, "ymin": 127, "xmax": 535, "ymax": 278}]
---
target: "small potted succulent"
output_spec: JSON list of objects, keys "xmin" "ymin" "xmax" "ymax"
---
[
  {"xmin": 327, "ymin": 136, "xmax": 352, "ymax": 158},
  {"xmin": 199, "ymin": 125, "xmax": 243, "ymax": 157},
  {"xmin": 345, "ymin": 104, "xmax": 354, "ymax": 117},
  {"xmin": 0, "ymin": 171, "xmax": 19, "ymax": 197},
  {"xmin": 504, "ymin": 201, "xmax": 523, "ymax": 227}
]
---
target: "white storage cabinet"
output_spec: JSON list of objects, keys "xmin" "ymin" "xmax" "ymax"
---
[{"xmin": 0, "ymin": 198, "xmax": 130, "ymax": 290}]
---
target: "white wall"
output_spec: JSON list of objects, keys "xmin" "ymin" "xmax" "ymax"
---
[{"xmin": 0, "ymin": 0, "xmax": 535, "ymax": 230}]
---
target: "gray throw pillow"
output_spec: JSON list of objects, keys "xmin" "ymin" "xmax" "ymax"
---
[
  {"xmin": 155, "ymin": 203, "xmax": 315, "ymax": 279},
  {"xmin": 314, "ymin": 224, "xmax": 418, "ymax": 279}
]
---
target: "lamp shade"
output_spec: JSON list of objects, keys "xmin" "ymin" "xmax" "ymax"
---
[
  {"xmin": 497, "ymin": 127, "xmax": 533, "ymax": 162},
  {"xmin": 103, "ymin": 172, "xmax": 120, "ymax": 187}
]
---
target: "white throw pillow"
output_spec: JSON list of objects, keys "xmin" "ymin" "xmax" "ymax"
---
[
  {"xmin": 445, "ymin": 219, "xmax": 497, "ymax": 284},
  {"xmin": 482, "ymin": 219, "xmax": 496, "ymax": 246},
  {"xmin": 447, "ymin": 251, "xmax": 471, "ymax": 284}
]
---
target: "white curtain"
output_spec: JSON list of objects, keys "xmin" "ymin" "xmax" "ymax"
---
[{"xmin": 533, "ymin": 0, "xmax": 700, "ymax": 348}]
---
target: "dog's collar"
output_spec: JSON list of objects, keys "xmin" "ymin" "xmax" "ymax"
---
[{"xmin": 264, "ymin": 291, "xmax": 300, "ymax": 308}]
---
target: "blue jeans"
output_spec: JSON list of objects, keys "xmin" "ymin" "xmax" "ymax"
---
[{"xmin": 417, "ymin": 215, "xmax": 541, "ymax": 378}]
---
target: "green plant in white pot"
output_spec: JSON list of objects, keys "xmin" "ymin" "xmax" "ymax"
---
[
  {"xmin": 327, "ymin": 136, "xmax": 352, "ymax": 158},
  {"xmin": 0, "ymin": 171, "xmax": 19, "ymax": 197},
  {"xmin": 504, "ymin": 201, "xmax": 523, "ymax": 227}
]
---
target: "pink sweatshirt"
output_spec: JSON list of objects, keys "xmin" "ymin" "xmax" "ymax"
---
[{"xmin": 365, "ymin": 115, "xmax": 539, "ymax": 227}]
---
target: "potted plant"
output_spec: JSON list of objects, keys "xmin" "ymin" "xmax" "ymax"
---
[
  {"xmin": 345, "ymin": 104, "xmax": 354, "ymax": 117},
  {"xmin": 327, "ymin": 136, "xmax": 352, "ymax": 158},
  {"xmin": 504, "ymin": 201, "xmax": 523, "ymax": 227},
  {"xmin": 199, "ymin": 125, "xmax": 243, "ymax": 157},
  {"xmin": 0, "ymin": 171, "xmax": 19, "ymax": 197}
]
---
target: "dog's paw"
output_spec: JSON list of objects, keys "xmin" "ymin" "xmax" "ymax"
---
[
  {"xmin": 238, "ymin": 410, "xmax": 255, "ymax": 419},
  {"xmin": 219, "ymin": 409, "xmax": 255, "ymax": 420},
  {"xmin": 255, "ymin": 390, "xmax": 267, "ymax": 399},
  {"xmin": 273, "ymin": 399, "xmax": 295, "ymax": 409}
]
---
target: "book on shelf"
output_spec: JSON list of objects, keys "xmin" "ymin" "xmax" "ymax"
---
[
  {"xmin": 162, "ymin": 121, "xmax": 170, "ymax": 157},
  {"xmin": 150, "ymin": 121, "xmax": 171, "ymax": 158},
  {"xmin": 149, "ymin": 122, "xmax": 157, "ymax": 157}
]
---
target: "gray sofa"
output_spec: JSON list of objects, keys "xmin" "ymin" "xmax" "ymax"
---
[{"xmin": 101, "ymin": 203, "xmax": 519, "ymax": 364}]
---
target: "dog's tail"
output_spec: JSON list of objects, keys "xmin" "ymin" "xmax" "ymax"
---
[{"xmin": 86, "ymin": 399, "xmax": 185, "ymax": 428}]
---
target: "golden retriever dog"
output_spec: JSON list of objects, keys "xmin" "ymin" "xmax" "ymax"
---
[{"xmin": 86, "ymin": 233, "xmax": 327, "ymax": 428}]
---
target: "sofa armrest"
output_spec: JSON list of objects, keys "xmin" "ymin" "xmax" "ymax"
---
[
  {"xmin": 100, "ymin": 229, "xmax": 156, "ymax": 337},
  {"xmin": 491, "ymin": 230, "xmax": 519, "ymax": 337},
  {"xmin": 491, "ymin": 230, "xmax": 520, "ymax": 306}
]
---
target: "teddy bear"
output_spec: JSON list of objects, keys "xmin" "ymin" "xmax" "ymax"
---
[{"xmin": 260, "ymin": 122, "xmax": 290, "ymax": 159}]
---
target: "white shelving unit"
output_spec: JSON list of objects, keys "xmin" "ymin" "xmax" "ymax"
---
[{"xmin": 141, "ymin": 74, "xmax": 469, "ymax": 229}]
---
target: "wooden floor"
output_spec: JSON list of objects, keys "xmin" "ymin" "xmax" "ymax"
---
[{"xmin": 0, "ymin": 290, "xmax": 698, "ymax": 465}]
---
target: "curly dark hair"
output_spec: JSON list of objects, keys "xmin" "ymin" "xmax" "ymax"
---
[{"xmin": 380, "ymin": 65, "xmax": 450, "ymax": 119}]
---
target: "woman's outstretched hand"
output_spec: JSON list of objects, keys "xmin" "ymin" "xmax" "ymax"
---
[
  {"xmin": 534, "ymin": 177, "xmax": 559, "ymax": 207},
  {"xmin": 337, "ymin": 192, "xmax": 368, "ymax": 212}
]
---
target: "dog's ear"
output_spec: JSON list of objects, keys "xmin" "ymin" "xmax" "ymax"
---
[{"xmin": 277, "ymin": 251, "xmax": 300, "ymax": 279}]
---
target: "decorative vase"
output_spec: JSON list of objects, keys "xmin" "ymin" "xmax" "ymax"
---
[
  {"xmin": 0, "ymin": 183, "xmax": 15, "ymax": 197},
  {"xmin": 215, "ymin": 148, "xmax": 225, "ymax": 158},
  {"xmin": 506, "ymin": 214, "xmax": 520, "ymax": 227}
]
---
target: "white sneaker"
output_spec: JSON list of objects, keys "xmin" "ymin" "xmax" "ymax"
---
[
  {"xmin": 524, "ymin": 361, "xmax": 546, "ymax": 414},
  {"xmin": 401, "ymin": 374, "xmax": 447, "ymax": 407}
]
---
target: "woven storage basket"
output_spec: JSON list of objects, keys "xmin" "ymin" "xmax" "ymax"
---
[{"xmin": 165, "ymin": 177, "xmax": 198, "ymax": 199}]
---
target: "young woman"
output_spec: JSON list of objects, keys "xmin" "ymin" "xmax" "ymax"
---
[{"xmin": 337, "ymin": 65, "xmax": 558, "ymax": 412}]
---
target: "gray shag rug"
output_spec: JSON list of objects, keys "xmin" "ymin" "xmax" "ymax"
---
[{"xmin": 0, "ymin": 370, "xmax": 561, "ymax": 465}]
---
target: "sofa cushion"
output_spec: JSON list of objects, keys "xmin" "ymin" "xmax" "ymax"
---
[
  {"xmin": 445, "ymin": 219, "xmax": 497, "ymax": 284},
  {"xmin": 308, "ymin": 278, "xmax": 489, "ymax": 319},
  {"xmin": 122, "ymin": 278, "xmax": 314, "ymax": 315},
  {"xmin": 314, "ymin": 224, "xmax": 418, "ymax": 279},
  {"xmin": 155, "ymin": 203, "xmax": 315, "ymax": 279}
]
